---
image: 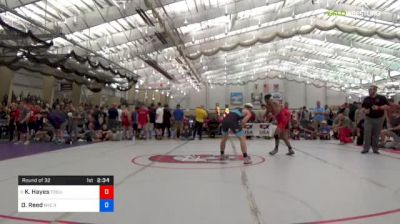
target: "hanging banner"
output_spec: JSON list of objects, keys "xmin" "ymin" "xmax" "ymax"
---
[
  {"xmin": 269, "ymin": 84, "xmax": 284, "ymax": 103},
  {"xmin": 230, "ymin": 92, "xmax": 243, "ymax": 105},
  {"xmin": 60, "ymin": 83, "xmax": 72, "ymax": 91}
]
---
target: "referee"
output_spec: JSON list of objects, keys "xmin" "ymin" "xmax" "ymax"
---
[{"xmin": 361, "ymin": 85, "xmax": 389, "ymax": 154}]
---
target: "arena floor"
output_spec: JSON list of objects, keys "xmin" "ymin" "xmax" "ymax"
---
[{"xmin": 0, "ymin": 139, "xmax": 400, "ymax": 224}]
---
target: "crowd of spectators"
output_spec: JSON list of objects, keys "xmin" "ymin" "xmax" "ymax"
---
[{"xmin": 1, "ymin": 91, "xmax": 399, "ymax": 150}]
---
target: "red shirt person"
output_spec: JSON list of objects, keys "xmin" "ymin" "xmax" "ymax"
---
[{"xmin": 137, "ymin": 106, "xmax": 149, "ymax": 129}]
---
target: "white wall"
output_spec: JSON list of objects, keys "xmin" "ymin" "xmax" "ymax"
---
[
  {"xmin": 170, "ymin": 78, "xmax": 354, "ymax": 110},
  {"xmin": 12, "ymin": 71, "xmax": 43, "ymax": 97},
  {"xmin": 286, "ymin": 81, "xmax": 305, "ymax": 108},
  {"xmin": 306, "ymin": 84, "xmax": 325, "ymax": 109}
]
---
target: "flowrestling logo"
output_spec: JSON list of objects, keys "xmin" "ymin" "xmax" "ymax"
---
[{"xmin": 326, "ymin": 10, "xmax": 381, "ymax": 17}]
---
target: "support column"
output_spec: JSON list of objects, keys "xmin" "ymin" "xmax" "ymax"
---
[
  {"xmin": 42, "ymin": 76, "xmax": 55, "ymax": 105},
  {"xmin": 323, "ymin": 82, "xmax": 328, "ymax": 106},
  {"xmin": 154, "ymin": 91, "xmax": 160, "ymax": 104},
  {"xmin": 304, "ymin": 83, "xmax": 308, "ymax": 108},
  {"xmin": 0, "ymin": 66, "xmax": 14, "ymax": 105},
  {"xmin": 128, "ymin": 87, "xmax": 136, "ymax": 105},
  {"xmin": 146, "ymin": 90, "xmax": 154, "ymax": 105},
  {"xmin": 71, "ymin": 82, "xmax": 81, "ymax": 107},
  {"xmin": 283, "ymin": 79, "xmax": 288, "ymax": 105},
  {"xmin": 225, "ymin": 85, "xmax": 229, "ymax": 107},
  {"xmin": 205, "ymin": 85, "xmax": 210, "ymax": 109},
  {"xmin": 244, "ymin": 83, "xmax": 249, "ymax": 107}
]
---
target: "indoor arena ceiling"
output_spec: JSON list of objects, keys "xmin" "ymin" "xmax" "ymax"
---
[{"xmin": 0, "ymin": 0, "xmax": 400, "ymax": 96}]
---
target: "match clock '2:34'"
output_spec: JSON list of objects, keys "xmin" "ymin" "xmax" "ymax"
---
[{"xmin": 97, "ymin": 177, "xmax": 111, "ymax": 184}]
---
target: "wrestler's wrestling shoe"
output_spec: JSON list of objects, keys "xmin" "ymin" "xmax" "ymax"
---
[
  {"xmin": 243, "ymin": 156, "xmax": 252, "ymax": 164},
  {"xmin": 286, "ymin": 148, "xmax": 295, "ymax": 156},
  {"xmin": 220, "ymin": 154, "xmax": 229, "ymax": 161},
  {"xmin": 269, "ymin": 148, "xmax": 278, "ymax": 155}
]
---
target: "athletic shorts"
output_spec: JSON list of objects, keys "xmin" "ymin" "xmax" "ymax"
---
[
  {"xmin": 155, "ymin": 123, "xmax": 164, "ymax": 129},
  {"xmin": 138, "ymin": 123, "xmax": 148, "ymax": 129},
  {"xmin": 276, "ymin": 110, "xmax": 290, "ymax": 130},
  {"xmin": 221, "ymin": 119, "xmax": 244, "ymax": 137},
  {"xmin": 148, "ymin": 123, "xmax": 155, "ymax": 130},
  {"xmin": 28, "ymin": 122, "xmax": 37, "ymax": 132},
  {"xmin": 17, "ymin": 122, "xmax": 28, "ymax": 134}
]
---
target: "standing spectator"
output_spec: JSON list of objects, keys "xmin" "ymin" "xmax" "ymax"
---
[
  {"xmin": 163, "ymin": 104, "xmax": 172, "ymax": 138},
  {"xmin": 0, "ymin": 105, "xmax": 6, "ymax": 119},
  {"xmin": 137, "ymin": 105, "xmax": 149, "ymax": 139},
  {"xmin": 324, "ymin": 105, "xmax": 334, "ymax": 126},
  {"xmin": 27, "ymin": 102, "xmax": 39, "ymax": 139},
  {"xmin": 131, "ymin": 106, "xmax": 139, "ymax": 138},
  {"xmin": 121, "ymin": 106, "xmax": 131, "ymax": 140},
  {"xmin": 92, "ymin": 106, "xmax": 101, "ymax": 130},
  {"xmin": 66, "ymin": 103, "xmax": 79, "ymax": 143},
  {"xmin": 354, "ymin": 103, "xmax": 364, "ymax": 128},
  {"xmin": 148, "ymin": 103, "xmax": 156, "ymax": 139},
  {"xmin": 313, "ymin": 101, "xmax": 325, "ymax": 129},
  {"xmin": 354, "ymin": 102, "xmax": 364, "ymax": 141},
  {"xmin": 2, "ymin": 94, "xmax": 7, "ymax": 106},
  {"xmin": 8, "ymin": 103, "xmax": 19, "ymax": 142},
  {"xmin": 349, "ymin": 102, "xmax": 358, "ymax": 123},
  {"xmin": 356, "ymin": 118, "xmax": 365, "ymax": 146},
  {"xmin": 250, "ymin": 109, "xmax": 256, "ymax": 122},
  {"xmin": 299, "ymin": 106, "xmax": 310, "ymax": 123},
  {"xmin": 361, "ymin": 85, "xmax": 389, "ymax": 154},
  {"xmin": 108, "ymin": 103, "xmax": 119, "ymax": 131},
  {"xmin": 215, "ymin": 103, "xmax": 221, "ymax": 117},
  {"xmin": 223, "ymin": 104, "xmax": 230, "ymax": 117},
  {"xmin": 193, "ymin": 105, "xmax": 207, "ymax": 140},
  {"xmin": 98, "ymin": 106, "xmax": 107, "ymax": 128},
  {"xmin": 16, "ymin": 101, "xmax": 31, "ymax": 145},
  {"xmin": 155, "ymin": 103, "xmax": 164, "ymax": 139},
  {"xmin": 117, "ymin": 105, "xmax": 122, "ymax": 129},
  {"xmin": 173, "ymin": 104, "xmax": 184, "ymax": 139}
]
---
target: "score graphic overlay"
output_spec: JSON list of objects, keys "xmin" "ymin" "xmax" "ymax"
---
[{"xmin": 18, "ymin": 176, "xmax": 114, "ymax": 213}]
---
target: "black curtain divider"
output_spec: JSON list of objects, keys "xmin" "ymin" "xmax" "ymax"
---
[{"xmin": 0, "ymin": 17, "xmax": 53, "ymax": 48}]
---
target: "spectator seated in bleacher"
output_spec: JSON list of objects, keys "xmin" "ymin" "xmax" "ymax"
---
[
  {"xmin": 95, "ymin": 123, "xmax": 112, "ymax": 142},
  {"xmin": 0, "ymin": 105, "xmax": 8, "ymax": 139},
  {"xmin": 333, "ymin": 113, "xmax": 353, "ymax": 144},
  {"xmin": 33, "ymin": 116, "xmax": 54, "ymax": 142},
  {"xmin": 205, "ymin": 116, "xmax": 220, "ymax": 138},
  {"xmin": 380, "ymin": 109, "xmax": 400, "ymax": 150},
  {"xmin": 300, "ymin": 120, "xmax": 318, "ymax": 140},
  {"xmin": 318, "ymin": 120, "xmax": 331, "ymax": 140},
  {"xmin": 180, "ymin": 116, "xmax": 193, "ymax": 140},
  {"xmin": 290, "ymin": 118, "xmax": 301, "ymax": 140}
]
